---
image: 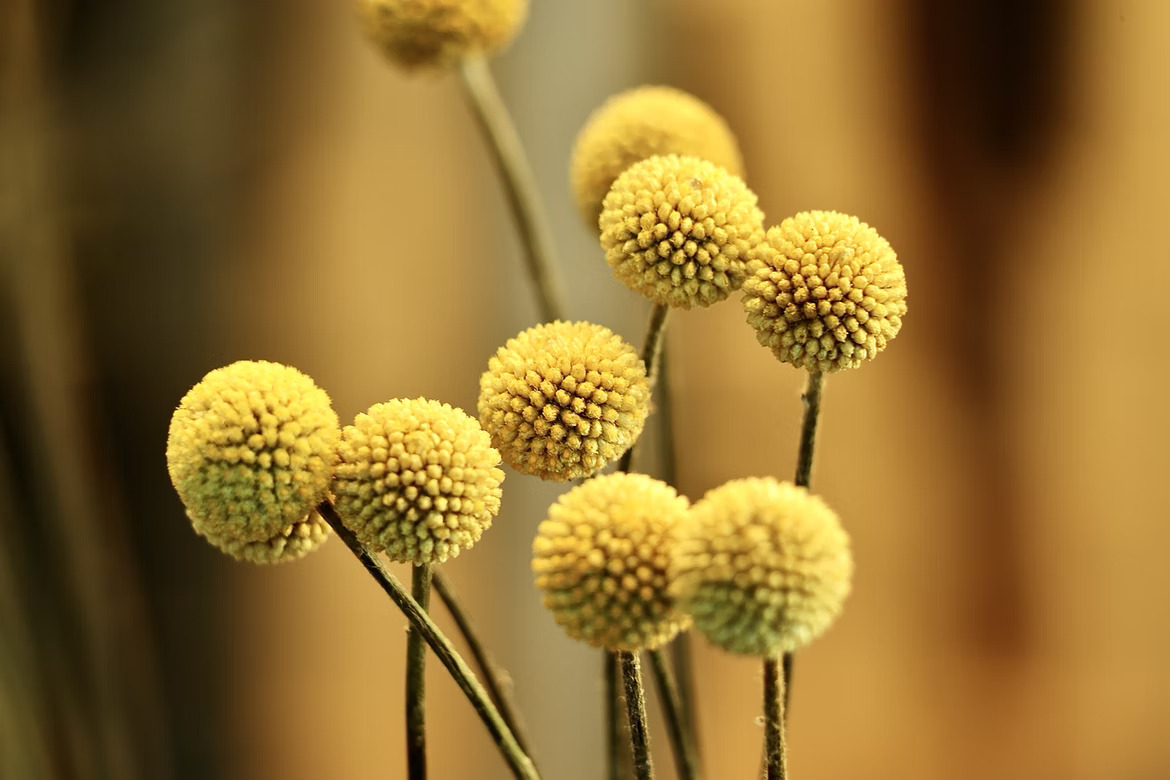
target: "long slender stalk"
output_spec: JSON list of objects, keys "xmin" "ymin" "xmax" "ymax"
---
[
  {"xmin": 763, "ymin": 656, "xmax": 787, "ymax": 780},
  {"xmin": 318, "ymin": 503, "xmax": 540, "ymax": 780},
  {"xmin": 457, "ymin": 56, "xmax": 566, "ymax": 323},
  {"xmin": 619, "ymin": 651, "xmax": 655, "ymax": 780},
  {"xmin": 648, "ymin": 648, "xmax": 699, "ymax": 780},
  {"xmin": 606, "ymin": 651, "xmax": 624, "ymax": 780},
  {"xmin": 406, "ymin": 564, "xmax": 432, "ymax": 780},
  {"xmin": 617, "ymin": 303, "xmax": 670, "ymax": 473},
  {"xmin": 431, "ymin": 570, "xmax": 535, "ymax": 761}
]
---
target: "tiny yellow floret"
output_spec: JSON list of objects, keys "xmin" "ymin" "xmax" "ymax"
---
[
  {"xmin": 357, "ymin": 0, "xmax": 528, "ymax": 70},
  {"xmin": 190, "ymin": 509, "xmax": 331, "ymax": 565},
  {"xmin": 332, "ymin": 398, "xmax": 504, "ymax": 564},
  {"xmin": 478, "ymin": 321, "xmax": 650, "ymax": 481},
  {"xmin": 533, "ymin": 472, "xmax": 691, "ymax": 651},
  {"xmin": 743, "ymin": 210, "xmax": 907, "ymax": 372},
  {"xmin": 600, "ymin": 155, "xmax": 765, "ymax": 309},
  {"xmin": 571, "ymin": 85, "xmax": 744, "ymax": 227},
  {"xmin": 166, "ymin": 360, "xmax": 340, "ymax": 547},
  {"xmin": 671, "ymin": 477, "xmax": 852, "ymax": 656}
]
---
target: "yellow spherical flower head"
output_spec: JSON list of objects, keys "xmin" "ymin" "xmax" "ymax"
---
[
  {"xmin": 533, "ymin": 473, "xmax": 691, "ymax": 651},
  {"xmin": 671, "ymin": 477, "xmax": 852, "ymax": 656},
  {"xmin": 166, "ymin": 361, "xmax": 341, "ymax": 546},
  {"xmin": 478, "ymin": 321, "xmax": 650, "ymax": 482},
  {"xmin": 743, "ymin": 210, "xmax": 908, "ymax": 372},
  {"xmin": 332, "ymin": 398, "xmax": 504, "ymax": 564},
  {"xmin": 357, "ymin": 0, "xmax": 528, "ymax": 70},
  {"xmin": 189, "ymin": 509, "xmax": 330, "ymax": 565},
  {"xmin": 571, "ymin": 85, "xmax": 744, "ymax": 227},
  {"xmin": 600, "ymin": 155, "xmax": 765, "ymax": 309}
]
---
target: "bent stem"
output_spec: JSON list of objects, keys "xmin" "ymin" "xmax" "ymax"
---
[
  {"xmin": 318, "ymin": 502, "xmax": 540, "ymax": 780},
  {"xmin": 763, "ymin": 655, "xmax": 788, "ymax": 780},
  {"xmin": 457, "ymin": 56, "xmax": 566, "ymax": 323},
  {"xmin": 648, "ymin": 648, "xmax": 700, "ymax": 780},
  {"xmin": 406, "ymin": 564, "xmax": 432, "ymax": 780},
  {"xmin": 619, "ymin": 651, "xmax": 655, "ymax": 780}
]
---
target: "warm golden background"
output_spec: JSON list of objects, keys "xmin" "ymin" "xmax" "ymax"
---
[{"xmin": 2, "ymin": 0, "xmax": 1168, "ymax": 778}]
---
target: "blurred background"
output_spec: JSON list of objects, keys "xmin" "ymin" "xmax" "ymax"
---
[{"xmin": 2, "ymin": 0, "xmax": 1168, "ymax": 778}]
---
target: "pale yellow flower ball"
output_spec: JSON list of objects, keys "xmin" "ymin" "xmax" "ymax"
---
[{"xmin": 357, "ymin": 0, "xmax": 528, "ymax": 70}]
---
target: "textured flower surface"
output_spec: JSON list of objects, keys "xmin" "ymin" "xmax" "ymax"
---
[
  {"xmin": 333, "ymin": 398, "xmax": 504, "ymax": 564},
  {"xmin": 671, "ymin": 477, "xmax": 852, "ymax": 656},
  {"xmin": 190, "ymin": 510, "xmax": 330, "ymax": 565},
  {"xmin": 357, "ymin": 0, "xmax": 528, "ymax": 69},
  {"xmin": 571, "ymin": 85, "xmax": 743, "ymax": 226},
  {"xmin": 533, "ymin": 473, "xmax": 690, "ymax": 651},
  {"xmin": 600, "ymin": 155, "xmax": 764, "ymax": 309},
  {"xmin": 166, "ymin": 360, "xmax": 340, "ymax": 546},
  {"xmin": 478, "ymin": 321, "xmax": 650, "ymax": 481},
  {"xmin": 743, "ymin": 210, "xmax": 907, "ymax": 372}
]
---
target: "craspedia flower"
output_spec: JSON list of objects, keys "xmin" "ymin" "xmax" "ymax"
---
[
  {"xmin": 599, "ymin": 155, "xmax": 765, "ymax": 309},
  {"xmin": 357, "ymin": 0, "xmax": 528, "ymax": 70},
  {"xmin": 332, "ymin": 398, "xmax": 504, "ymax": 564},
  {"xmin": 742, "ymin": 210, "xmax": 908, "ymax": 372},
  {"xmin": 166, "ymin": 360, "xmax": 341, "ymax": 546},
  {"xmin": 478, "ymin": 321, "xmax": 650, "ymax": 482},
  {"xmin": 571, "ymin": 86, "xmax": 744, "ymax": 228},
  {"xmin": 533, "ymin": 473, "xmax": 690, "ymax": 651},
  {"xmin": 190, "ymin": 510, "xmax": 331, "ymax": 565},
  {"xmin": 670, "ymin": 477, "xmax": 852, "ymax": 656}
]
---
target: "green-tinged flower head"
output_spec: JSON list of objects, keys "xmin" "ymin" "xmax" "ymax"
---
[
  {"xmin": 332, "ymin": 398, "xmax": 504, "ymax": 564},
  {"xmin": 189, "ymin": 510, "xmax": 331, "ymax": 565},
  {"xmin": 743, "ymin": 210, "xmax": 908, "ymax": 372},
  {"xmin": 671, "ymin": 477, "xmax": 852, "ymax": 656},
  {"xmin": 571, "ymin": 86, "xmax": 744, "ymax": 227},
  {"xmin": 533, "ymin": 473, "xmax": 691, "ymax": 651},
  {"xmin": 357, "ymin": 0, "xmax": 528, "ymax": 70},
  {"xmin": 478, "ymin": 321, "xmax": 650, "ymax": 482},
  {"xmin": 600, "ymin": 155, "xmax": 765, "ymax": 309},
  {"xmin": 166, "ymin": 360, "xmax": 341, "ymax": 547}
]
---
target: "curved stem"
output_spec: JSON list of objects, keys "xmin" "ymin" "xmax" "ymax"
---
[
  {"xmin": 648, "ymin": 648, "xmax": 700, "ymax": 780},
  {"xmin": 618, "ymin": 304, "xmax": 671, "ymax": 473},
  {"xmin": 619, "ymin": 651, "xmax": 655, "ymax": 780},
  {"xmin": 318, "ymin": 502, "xmax": 540, "ymax": 780},
  {"xmin": 406, "ymin": 564, "xmax": 431, "ymax": 780},
  {"xmin": 457, "ymin": 56, "xmax": 566, "ymax": 323},
  {"xmin": 763, "ymin": 656, "xmax": 787, "ymax": 780}
]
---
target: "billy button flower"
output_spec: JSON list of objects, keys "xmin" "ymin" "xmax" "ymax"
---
[
  {"xmin": 571, "ymin": 85, "xmax": 744, "ymax": 227},
  {"xmin": 670, "ymin": 477, "xmax": 853, "ymax": 657},
  {"xmin": 357, "ymin": 0, "xmax": 529, "ymax": 70},
  {"xmin": 189, "ymin": 509, "xmax": 331, "ymax": 565},
  {"xmin": 533, "ymin": 472, "xmax": 690, "ymax": 652},
  {"xmin": 478, "ymin": 321, "xmax": 650, "ymax": 482},
  {"xmin": 743, "ymin": 210, "xmax": 908, "ymax": 373},
  {"xmin": 166, "ymin": 360, "xmax": 341, "ymax": 556},
  {"xmin": 600, "ymin": 154, "xmax": 765, "ymax": 309},
  {"xmin": 332, "ymin": 398, "xmax": 505, "ymax": 565}
]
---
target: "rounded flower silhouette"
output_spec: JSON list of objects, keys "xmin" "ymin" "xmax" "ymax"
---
[
  {"xmin": 478, "ymin": 321, "xmax": 650, "ymax": 481},
  {"xmin": 571, "ymin": 85, "xmax": 744, "ymax": 227},
  {"xmin": 670, "ymin": 477, "xmax": 852, "ymax": 656},
  {"xmin": 332, "ymin": 398, "xmax": 504, "ymax": 564},
  {"xmin": 166, "ymin": 360, "xmax": 341, "ymax": 546},
  {"xmin": 533, "ymin": 473, "xmax": 690, "ymax": 651},
  {"xmin": 600, "ymin": 155, "xmax": 765, "ymax": 309},
  {"xmin": 190, "ymin": 509, "xmax": 330, "ymax": 565},
  {"xmin": 743, "ymin": 210, "xmax": 908, "ymax": 372},
  {"xmin": 357, "ymin": 0, "xmax": 528, "ymax": 70}
]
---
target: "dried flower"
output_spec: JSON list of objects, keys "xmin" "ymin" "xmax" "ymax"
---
[
  {"xmin": 190, "ymin": 510, "xmax": 330, "ymax": 565},
  {"xmin": 478, "ymin": 321, "xmax": 650, "ymax": 481},
  {"xmin": 166, "ymin": 360, "xmax": 340, "ymax": 546},
  {"xmin": 533, "ymin": 473, "xmax": 690, "ymax": 651},
  {"xmin": 743, "ymin": 210, "xmax": 908, "ymax": 372},
  {"xmin": 332, "ymin": 398, "xmax": 504, "ymax": 564},
  {"xmin": 571, "ymin": 86, "xmax": 744, "ymax": 227},
  {"xmin": 357, "ymin": 0, "xmax": 528, "ymax": 70},
  {"xmin": 670, "ymin": 477, "xmax": 852, "ymax": 656},
  {"xmin": 599, "ymin": 155, "xmax": 765, "ymax": 309}
]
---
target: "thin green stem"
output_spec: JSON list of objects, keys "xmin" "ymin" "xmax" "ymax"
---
[
  {"xmin": 406, "ymin": 564, "xmax": 431, "ymax": 780},
  {"xmin": 763, "ymin": 656, "xmax": 787, "ymax": 780},
  {"xmin": 648, "ymin": 648, "xmax": 700, "ymax": 780},
  {"xmin": 318, "ymin": 502, "xmax": 540, "ymax": 780},
  {"xmin": 606, "ymin": 650, "xmax": 625, "ymax": 780},
  {"xmin": 457, "ymin": 56, "xmax": 566, "ymax": 323},
  {"xmin": 618, "ymin": 303, "xmax": 670, "ymax": 473},
  {"xmin": 619, "ymin": 651, "xmax": 655, "ymax": 780}
]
